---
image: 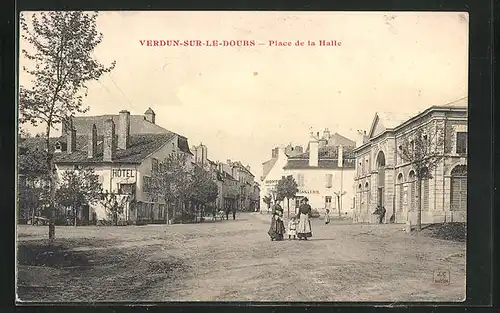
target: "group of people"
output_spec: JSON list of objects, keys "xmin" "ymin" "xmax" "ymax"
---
[{"xmin": 268, "ymin": 197, "xmax": 314, "ymax": 241}]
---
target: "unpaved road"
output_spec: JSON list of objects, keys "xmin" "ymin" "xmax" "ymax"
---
[{"xmin": 17, "ymin": 213, "xmax": 465, "ymax": 302}]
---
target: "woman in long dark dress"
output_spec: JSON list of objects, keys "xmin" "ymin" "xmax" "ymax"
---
[
  {"xmin": 297, "ymin": 197, "xmax": 313, "ymax": 240},
  {"xmin": 268, "ymin": 202, "xmax": 285, "ymax": 241}
]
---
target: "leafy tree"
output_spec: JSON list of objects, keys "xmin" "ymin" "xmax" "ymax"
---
[
  {"xmin": 189, "ymin": 166, "xmax": 219, "ymax": 221},
  {"xmin": 276, "ymin": 175, "xmax": 299, "ymax": 217},
  {"xmin": 150, "ymin": 153, "xmax": 192, "ymax": 222},
  {"xmin": 19, "ymin": 11, "xmax": 115, "ymax": 239},
  {"xmin": 55, "ymin": 167, "xmax": 102, "ymax": 226},
  {"xmin": 262, "ymin": 195, "xmax": 272, "ymax": 213},
  {"xmin": 397, "ymin": 123, "xmax": 448, "ymax": 231},
  {"xmin": 99, "ymin": 190, "xmax": 127, "ymax": 226},
  {"xmin": 18, "ymin": 145, "xmax": 51, "ymax": 222}
]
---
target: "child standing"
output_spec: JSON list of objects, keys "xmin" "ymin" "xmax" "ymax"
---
[
  {"xmin": 325, "ymin": 209, "xmax": 331, "ymax": 225},
  {"xmin": 287, "ymin": 216, "xmax": 297, "ymax": 240}
]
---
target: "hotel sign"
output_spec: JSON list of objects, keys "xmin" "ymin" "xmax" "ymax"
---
[{"xmin": 112, "ymin": 169, "xmax": 135, "ymax": 178}]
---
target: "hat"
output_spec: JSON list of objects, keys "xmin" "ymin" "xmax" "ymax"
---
[{"xmin": 302, "ymin": 197, "xmax": 309, "ymax": 202}]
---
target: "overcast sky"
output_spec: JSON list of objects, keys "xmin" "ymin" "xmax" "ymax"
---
[{"xmin": 19, "ymin": 11, "xmax": 468, "ymax": 179}]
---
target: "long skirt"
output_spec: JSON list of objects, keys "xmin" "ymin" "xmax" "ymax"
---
[
  {"xmin": 268, "ymin": 216, "xmax": 285, "ymax": 241},
  {"xmin": 297, "ymin": 213, "xmax": 312, "ymax": 238}
]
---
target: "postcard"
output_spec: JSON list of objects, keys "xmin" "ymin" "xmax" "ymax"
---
[{"xmin": 16, "ymin": 11, "xmax": 468, "ymax": 302}]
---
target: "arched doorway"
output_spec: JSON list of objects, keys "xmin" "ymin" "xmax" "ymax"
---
[
  {"xmin": 357, "ymin": 183, "xmax": 363, "ymax": 214},
  {"xmin": 409, "ymin": 170, "xmax": 416, "ymax": 211},
  {"xmin": 397, "ymin": 173, "xmax": 404, "ymax": 211},
  {"xmin": 451, "ymin": 165, "xmax": 467, "ymax": 211},
  {"xmin": 365, "ymin": 182, "xmax": 370, "ymax": 213},
  {"xmin": 376, "ymin": 151, "xmax": 386, "ymax": 208}
]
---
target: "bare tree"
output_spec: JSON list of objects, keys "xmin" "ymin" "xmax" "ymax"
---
[
  {"xmin": 333, "ymin": 191, "xmax": 347, "ymax": 218},
  {"xmin": 397, "ymin": 122, "xmax": 449, "ymax": 231},
  {"xmin": 19, "ymin": 12, "xmax": 115, "ymax": 240}
]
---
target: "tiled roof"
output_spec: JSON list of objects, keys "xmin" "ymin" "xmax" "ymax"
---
[
  {"xmin": 283, "ymin": 159, "xmax": 356, "ymax": 170},
  {"xmin": 19, "ymin": 133, "xmax": 183, "ymax": 164},
  {"xmin": 262, "ymin": 158, "xmax": 277, "ymax": 179},
  {"xmin": 292, "ymin": 146, "xmax": 356, "ymax": 160},
  {"xmin": 67, "ymin": 115, "xmax": 168, "ymax": 135},
  {"xmin": 375, "ymin": 112, "xmax": 414, "ymax": 129}
]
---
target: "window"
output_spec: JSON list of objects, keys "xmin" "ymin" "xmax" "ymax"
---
[
  {"xmin": 143, "ymin": 176, "xmax": 152, "ymax": 192},
  {"xmin": 325, "ymin": 196, "xmax": 332, "ymax": 204},
  {"xmin": 456, "ymin": 132, "xmax": 467, "ymax": 154},
  {"xmin": 297, "ymin": 174, "xmax": 305, "ymax": 187},
  {"xmin": 325, "ymin": 174, "xmax": 333, "ymax": 188},
  {"xmin": 365, "ymin": 159, "xmax": 369, "ymax": 173},
  {"xmin": 151, "ymin": 158, "xmax": 159, "ymax": 172},
  {"xmin": 119, "ymin": 183, "xmax": 136, "ymax": 195}
]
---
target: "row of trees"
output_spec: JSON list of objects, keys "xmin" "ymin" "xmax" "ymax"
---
[
  {"xmin": 19, "ymin": 151, "xmax": 221, "ymax": 226},
  {"xmin": 149, "ymin": 153, "xmax": 219, "ymax": 222}
]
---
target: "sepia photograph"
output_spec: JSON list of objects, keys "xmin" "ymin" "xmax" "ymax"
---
[{"xmin": 16, "ymin": 11, "xmax": 468, "ymax": 302}]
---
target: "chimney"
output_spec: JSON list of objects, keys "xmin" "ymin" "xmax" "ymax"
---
[
  {"xmin": 272, "ymin": 147, "xmax": 279, "ymax": 158},
  {"xmin": 246, "ymin": 165, "xmax": 251, "ymax": 172},
  {"xmin": 356, "ymin": 130, "xmax": 368, "ymax": 148},
  {"xmin": 103, "ymin": 118, "xmax": 116, "ymax": 162},
  {"xmin": 88, "ymin": 124, "xmax": 97, "ymax": 158},
  {"xmin": 323, "ymin": 128, "xmax": 331, "ymax": 140},
  {"xmin": 227, "ymin": 159, "xmax": 232, "ymax": 166},
  {"xmin": 309, "ymin": 140, "xmax": 319, "ymax": 167},
  {"xmin": 144, "ymin": 107, "xmax": 156, "ymax": 124},
  {"xmin": 338, "ymin": 145, "xmax": 343, "ymax": 167},
  {"xmin": 118, "ymin": 110, "xmax": 130, "ymax": 150},
  {"xmin": 66, "ymin": 118, "xmax": 76, "ymax": 154}
]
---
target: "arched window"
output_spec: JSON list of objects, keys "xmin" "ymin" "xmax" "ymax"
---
[
  {"xmin": 451, "ymin": 165, "xmax": 467, "ymax": 211},
  {"xmin": 421, "ymin": 167, "xmax": 430, "ymax": 211}
]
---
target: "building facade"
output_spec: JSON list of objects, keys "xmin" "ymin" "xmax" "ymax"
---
[
  {"xmin": 260, "ymin": 130, "xmax": 356, "ymax": 216},
  {"xmin": 352, "ymin": 99, "xmax": 468, "ymax": 224},
  {"xmin": 52, "ymin": 109, "xmax": 193, "ymax": 225}
]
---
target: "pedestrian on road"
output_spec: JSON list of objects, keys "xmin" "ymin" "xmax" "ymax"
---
[
  {"xmin": 287, "ymin": 216, "xmax": 297, "ymax": 240},
  {"xmin": 226, "ymin": 208, "xmax": 230, "ymax": 220},
  {"xmin": 325, "ymin": 208, "xmax": 331, "ymax": 225},
  {"xmin": 268, "ymin": 202, "xmax": 285, "ymax": 241},
  {"xmin": 297, "ymin": 197, "xmax": 312, "ymax": 240},
  {"xmin": 232, "ymin": 208, "xmax": 236, "ymax": 220},
  {"xmin": 379, "ymin": 206, "xmax": 386, "ymax": 224}
]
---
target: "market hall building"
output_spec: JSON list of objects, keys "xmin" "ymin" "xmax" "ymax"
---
[{"xmin": 352, "ymin": 98, "xmax": 468, "ymax": 224}]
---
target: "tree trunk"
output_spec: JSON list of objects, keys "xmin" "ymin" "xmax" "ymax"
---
[
  {"xmin": 416, "ymin": 178, "xmax": 422, "ymax": 231},
  {"xmin": 287, "ymin": 198, "xmax": 290, "ymax": 218},
  {"xmin": 31, "ymin": 206, "xmax": 36, "ymax": 226},
  {"xmin": 47, "ymin": 149, "xmax": 56, "ymax": 240},
  {"xmin": 338, "ymin": 196, "xmax": 341, "ymax": 218}
]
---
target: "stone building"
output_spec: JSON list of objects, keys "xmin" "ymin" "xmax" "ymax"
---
[
  {"xmin": 26, "ymin": 108, "xmax": 193, "ymax": 225},
  {"xmin": 352, "ymin": 98, "xmax": 468, "ymax": 224},
  {"xmin": 191, "ymin": 143, "xmax": 259, "ymax": 212},
  {"xmin": 260, "ymin": 129, "xmax": 356, "ymax": 216}
]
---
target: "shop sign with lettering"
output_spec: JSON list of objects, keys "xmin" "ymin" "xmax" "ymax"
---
[
  {"xmin": 298, "ymin": 190, "xmax": 320, "ymax": 194},
  {"xmin": 112, "ymin": 169, "xmax": 136, "ymax": 179}
]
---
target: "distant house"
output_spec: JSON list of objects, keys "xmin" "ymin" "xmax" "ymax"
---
[
  {"xmin": 260, "ymin": 129, "xmax": 356, "ymax": 216},
  {"xmin": 352, "ymin": 98, "xmax": 468, "ymax": 224}
]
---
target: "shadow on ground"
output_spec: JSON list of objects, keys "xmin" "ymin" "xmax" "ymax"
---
[{"xmin": 17, "ymin": 238, "xmax": 189, "ymax": 302}]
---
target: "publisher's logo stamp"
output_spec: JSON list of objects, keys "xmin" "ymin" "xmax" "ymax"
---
[{"xmin": 433, "ymin": 269, "xmax": 450, "ymax": 285}]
